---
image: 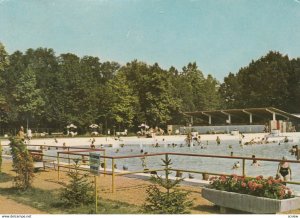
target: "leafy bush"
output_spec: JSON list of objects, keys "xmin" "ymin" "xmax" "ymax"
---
[
  {"xmin": 208, "ymin": 174, "xmax": 293, "ymax": 199},
  {"xmin": 143, "ymin": 156, "xmax": 192, "ymax": 214},
  {"xmin": 60, "ymin": 161, "xmax": 95, "ymax": 207},
  {"xmin": 9, "ymin": 137, "xmax": 34, "ymax": 190}
]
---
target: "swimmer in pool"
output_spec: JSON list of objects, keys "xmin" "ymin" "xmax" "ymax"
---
[{"xmin": 251, "ymin": 155, "xmax": 260, "ymax": 167}]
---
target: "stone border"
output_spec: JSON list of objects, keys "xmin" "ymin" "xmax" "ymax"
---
[{"xmin": 202, "ymin": 187, "xmax": 300, "ymax": 214}]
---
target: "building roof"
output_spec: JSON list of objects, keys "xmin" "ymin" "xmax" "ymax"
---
[{"xmin": 184, "ymin": 107, "xmax": 300, "ymax": 121}]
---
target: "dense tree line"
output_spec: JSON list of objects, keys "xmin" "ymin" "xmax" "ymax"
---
[
  {"xmin": 0, "ymin": 42, "xmax": 299, "ymax": 134},
  {"xmin": 219, "ymin": 51, "xmax": 300, "ymax": 113},
  {"xmin": 0, "ymin": 42, "xmax": 220, "ymax": 134}
]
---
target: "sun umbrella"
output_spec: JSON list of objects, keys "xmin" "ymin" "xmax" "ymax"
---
[
  {"xmin": 138, "ymin": 123, "xmax": 146, "ymax": 128},
  {"xmin": 67, "ymin": 124, "xmax": 77, "ymax": 129},
  {"xmin": 89, "ymin": 124, "xmax": 99, "ymax": 128}
]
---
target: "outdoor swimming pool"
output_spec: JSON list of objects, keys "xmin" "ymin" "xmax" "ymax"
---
[
  {"xmin": 43, "ymin": 136, "xmax": 300, "ymax": 192},
  {"xmin": 3, "ymin": 134, "xmax": 300, "ymax": 191}
]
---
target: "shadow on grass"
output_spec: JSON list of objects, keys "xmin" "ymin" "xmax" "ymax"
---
[
  {"xmin": 0, "ymin": 172, "xmax": 13, "ymax": 183},
  {"xmin": 0, "ymin": 187, "xmax": 141, "ymax": 214}
]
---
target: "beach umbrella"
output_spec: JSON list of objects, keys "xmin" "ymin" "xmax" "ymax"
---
[
  {"xmin": 138, "ymin": 123, "xmax": 145, "ymax": 128},
  {"xmin": 139, "ymin": 123, "xmax": 150, "ymax": 128},
  {"xmin": 67, "ymin": 124, "xmax": 77, "ymax": 129},
  {"xmin": 89, "ymin": 124, "xmax": 99, "ymax": 128}
]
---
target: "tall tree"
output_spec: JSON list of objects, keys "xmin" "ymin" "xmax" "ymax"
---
[
  {"xmin": 171, "ymin": 62, "xmax": 221, "ymax": 113},
  {"xmin": 0, "ymin": 42, "xmax": 9, "ymax": 72},
  {"xmin": 0, "ymin": 43, "xmax": 10, "ymax": 126},
  {"xmin": 21, "ymin": 48, "xmax": 59, "ymax": 127},
  {"xmin": 288, "ymin": 58, "xmax": 300, "ymax": 113},
  {"xmin": 140, "ymin": 63, "xmax": 180, "ymax": 126},
  {"xmin": 120, "ymin": 60, "xmax": 151, "ymax": 127},
  {"xmin": 219, "ymin": 72, "xmax": 241, "ymax": 109},
  {"xmin": 106, "ymin": 73, "xmax": 138, "ymax": 129},
  {"xmin": 201, "ymin": 74, "xmax": 221, "ymax": 110},
  {"xmin": 12, "ymin": 67, "xmax": 45, "ymax": 127},
  {"xmin": 220, "ymin": 51, "xmax": 293, "ymax": 111},
  {"xmin": 51, "ymin": 53, "xmax": 99, "ymax": 131}
]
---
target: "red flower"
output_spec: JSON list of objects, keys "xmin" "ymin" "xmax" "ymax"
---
[
  {"xmin": 256, "ymin": 175, "xmax": 263, "ymax": 180},
  {"xmin": 273, "ymin": 179, "xmax": 281, "ymax": 184},
  {"xmin": 279, "ymin": 189, "xmax": 285, "ymax": 199},
  {"xmin": 209, "ymin": 174, "xmax": 294, "ymax": 200},
  {"xmin": 220, "ymin": 176, "xmax": 226, "ymax": 181},
  {"xmin": 252, "ymin": 182, "xmax": 258, "ymax": 190},
  {"xmin": 248, "ymin": 181, "xmax": 253, "ymax": 188},
  {"xmin": 257, "ymin": 184, "xmax": 263, "ymax": 189}
]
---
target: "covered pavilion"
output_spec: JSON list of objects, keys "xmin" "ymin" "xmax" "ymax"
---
[{"xmin": 183, "ymin": 107, "xmax": 300, "ymax": 132}]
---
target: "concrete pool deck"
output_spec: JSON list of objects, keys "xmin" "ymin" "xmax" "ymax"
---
[{"xmin": 1, "ymin": 132, "xmax": 300, "ymax": 148}]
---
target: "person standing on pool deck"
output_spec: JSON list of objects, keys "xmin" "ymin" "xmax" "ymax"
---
[
  {"xmin": 17, "ymin": 126, "xmax": 25, "ymax": 141},
  {"xmin": 277, "ymin": 156, "xmax": 292, "ymax": 182}
]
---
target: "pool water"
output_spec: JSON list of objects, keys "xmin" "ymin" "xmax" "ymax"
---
[{"xmin": 44, "ymin": 138, "xmax": 300, "ymax": 192}]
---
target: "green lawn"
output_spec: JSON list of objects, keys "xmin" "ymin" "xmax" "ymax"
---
[
  {"xmin": 0, "ymin": 172, "xmax": 13, "ymax": 183},
  {"xmin": 0, "ymin": 187, "xmax": 142, "ymax": 214}
]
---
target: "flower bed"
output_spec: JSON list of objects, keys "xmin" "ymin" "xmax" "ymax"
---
[
  {"xmin": 202, "ymin": 175, "xmax": 300, "ymax": 213},
  {"xmin": 208, "ymin": 175, "xmax": 293, "ymax": 200},
  {"xmin": 202, "ymin": 187, "xmax": 300, "ymax": 214}
]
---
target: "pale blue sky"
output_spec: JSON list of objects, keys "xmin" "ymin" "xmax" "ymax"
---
[{"xmin": 0, "ymin": 0, "xmax": 300, "ymax": 81}]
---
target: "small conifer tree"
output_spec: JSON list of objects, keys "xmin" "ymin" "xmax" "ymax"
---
[
  {"xmin": 143, "ymin": 156, "xmax": 192, "ymax": 214},
  {"xmin": 9, "ymin": 137, "xmax": 34, "ymax": 190},
  {"xmin": 60, "ymin": 160, "xmax": 95, "ymax": 207}
]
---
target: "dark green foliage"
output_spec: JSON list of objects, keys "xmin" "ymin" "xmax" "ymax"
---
[
  {"xmin": 1, "ymin": 40, "xmax": 299, "ymax": 132},
  {"xmin": 219, "ymin": 51, "xmax": 298, "ymax": 112},
  {"xmin": 120, "ymin": 61, "xmax": 181, "ymax": 127},
  {"xmin": 288, "ymin": 58, "xmax": 300, "ymax": 113},
  {"xmin": 106, "ymin": 72, "xmax": 138, "ymax": 128},
  {"xmin": 0, "ymin": 42, "xmax": 9, "ymax": 71},
  {"xmin": 143, "ymin": 156, "xmax": 192, "ymax": 214},
  {"xmin": 13, "ymin": 67, "xmax": 45, "ymax": 122},
  {"xmin": 0, "ymin": 42, "xmax": 222, "ymax": 131},
  {"xmin": 0, "ymin": 173, "xmax": 13, "ymax": 183},
  {"xmin": 0, "ymin": 43, "xmax": 9, "ymax": 125},
  {"xmin": 60, "ymin": 162, "xmax": 95, "ymax": 207},
  {"xmin": 0, "ymin": 142, "xmax": 2, "ymax": 172},
  {"xmin": 9, "ymin": 137, "xmax": 34, "ymax": 190}
]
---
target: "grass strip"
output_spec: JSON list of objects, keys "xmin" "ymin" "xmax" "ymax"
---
[{"xmin": 0, "ymin": 187, "xmax": 142, "ymax": 214}]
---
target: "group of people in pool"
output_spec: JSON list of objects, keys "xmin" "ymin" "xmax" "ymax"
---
[{"xmin": 85, "ymin": 135, "xmax": 295, "ymax": 183}]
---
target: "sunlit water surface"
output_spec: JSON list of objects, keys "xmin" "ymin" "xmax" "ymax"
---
[{"xmin": 43, "ymin": 137, "xmax": 300, "ymax": 192}]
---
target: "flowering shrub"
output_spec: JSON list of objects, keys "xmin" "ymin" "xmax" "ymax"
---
[{"xmin": 208, "ymin": 175, "xmax": 294, "ymax": 200}]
